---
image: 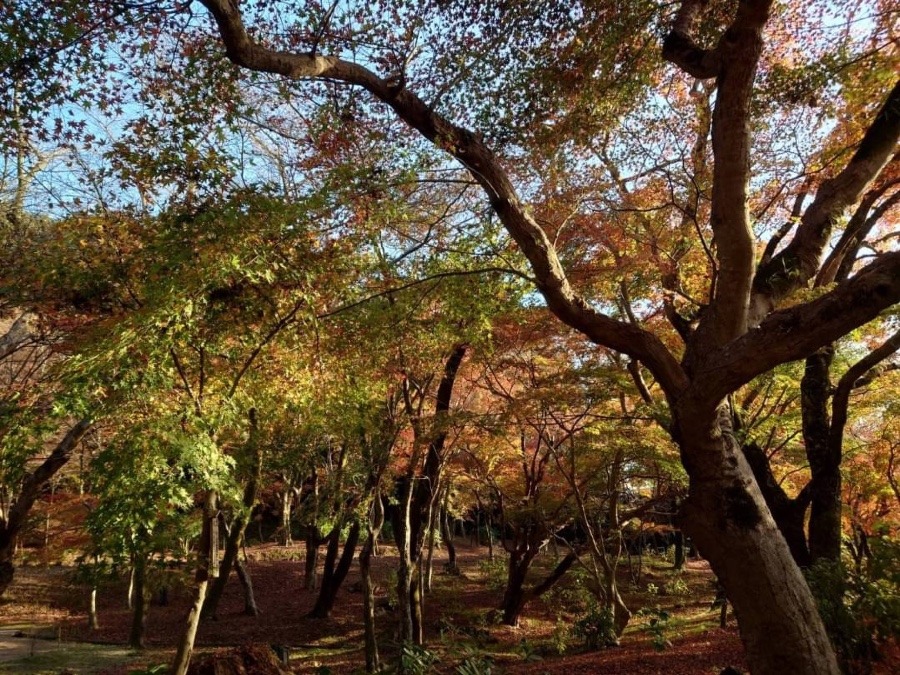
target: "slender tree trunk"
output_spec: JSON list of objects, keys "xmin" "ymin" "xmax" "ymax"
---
[
  {"xmin": 127, "ymin": 563, "xmax": 135, "ymax": 610},
  {"xmin": 201, "ymin": 513, "xmax": 244, "ymax": 620},
  {"xmin": 441, "ymin": 504, "xmax": 458, "ymax": 574},
  {"xmin": 88, "ymin": 586, "xmax": 100, "ymax": 630},
  {"xmin": 172, "ymin": 491, "xmax": 217, "ymax": 675},
  {"xmin": 280, "ymin": 489, "xmax": 294, "ymax": 547},
  {"xmin": 360, "ymin": 534, "xmax": 379, "ymax": 672},
  {"xmin": 424, "ymin": 513, "xmax": 437, "ymax": 592},
  {"xmin": 677, "ymin": 404, "xmax": 840, "ymax": 675},
  {"xmin": 486, "ymin": 511, "xmax": 494, "ymax": 561},
  {"xmin": 303, "ymin": 525, "xmax": 320, "ymax": 591},
  {"xmin": 673, "ymin": 531, "xmax": 685, "ymax": 570},
  {"xmin": 394, "ymin": 476, "xmax": 417, "ymax": 644},
  {"xmin": 309, "ymin": 521, "xmax": 361, "ymax": 618},
  {"xmin": 0, "ymin": 420, "xmax": 91, "ymax": 598},
  {"xmin": 360, "ymin": 495, "xmax": 383, "ymax": 675},
  {"xmin": 129, "ymin": 556, "xmax": 148, "ymax": 649},
  {"xmin": 411, "ymin": 564, "xmax": 424, "ymax": 645},
  {"xmin": 203, "ymin": 407, "xmax": 262, "ymax": 619},
  {"xmin": 234, "ymin": 555, "xmax": 258, "ymax": 616}
]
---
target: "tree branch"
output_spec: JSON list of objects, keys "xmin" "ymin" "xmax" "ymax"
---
[
  {"xmin": 4, "ymin": 420, "xmax": 92, "ymax": 535},
  {"xmin": 662, "ymin": 0, "xmax": 720, "ymax": 78},
  {"xmin": 751, "ymin": 80, "xmax": 900, "ymax": 322},
  {"xmin": 197, "ymin": 0, "xmax": 689, "ymax": 397},
  {"xmin": 703, "ymin": 251, "xmax": 900, "ymax": 399},
  {"xmin": 689, "ymin": 0, "xmax": 774, "ymax": 353},
  {"xmin": 829, "ymin": 329, "xmax": 900, "ymax": 452}
]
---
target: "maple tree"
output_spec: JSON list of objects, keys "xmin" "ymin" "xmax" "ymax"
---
[
  {"xmin": 186, "ymin": 2, "xmax": 898, "ymax": 673},
  {"xmin": 1, "ymin": 1, "xmax": 898, "ymax": 673}
]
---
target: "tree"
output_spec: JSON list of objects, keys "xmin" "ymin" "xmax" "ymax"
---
[
  {"xmin": 6, "ymin": 1, "xmax": 899, "ymax": 672},
  {"xmin": 188, "ymin": 3, "xmax": 899, "ymax": 673}
]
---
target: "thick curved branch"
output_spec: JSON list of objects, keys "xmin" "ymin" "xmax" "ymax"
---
[
  {"xmin": 197, "ymin": 0, "xmax": 689, "ymax": 395},
  {"xmin": 702, "ymin": 250, "xmax": 900, "ymax": 399},
  {"xmin": 687, "ymin": 0, "xmax": 773, "ymax": 354},
  {"xmin": 662, "ymin": 0, "xmax": 720, "ymax": 78},
  {"xmin": 751, "ymin": 80, "xmax": 900, "ymax": 321}
]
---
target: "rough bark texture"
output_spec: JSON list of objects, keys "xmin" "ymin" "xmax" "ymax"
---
[
  {"xmin": 676, "ymin": 403, "xmax": 839, "ymax": 675},
  {"xmin": 742, "ymin": 441, "xmax": 811, "ymax": 567},
  {"xmin": 801, "ymin": 348, "xmax": 839, "ymax": 563}
]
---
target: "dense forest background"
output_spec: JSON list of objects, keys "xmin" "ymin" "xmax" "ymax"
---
[{"xmin": 0, "ymin": 1, "xmax": 898, "ymax": 674}]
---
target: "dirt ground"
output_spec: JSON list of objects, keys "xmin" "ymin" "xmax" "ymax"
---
[{"xmin": 1, "ymin": 540, "xmax": 749, "ymax": 674}]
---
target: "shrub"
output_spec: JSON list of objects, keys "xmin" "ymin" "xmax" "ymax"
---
[
  {"xmin": 477, "ymin": 556, "xmax": 508, "ymax": 592},
  {"xmin": 806, "ymin": 540, "xmax": 900, "ymax": 674},
  {"xmin": 573, "ymin": 603, "xmax": 618, "ymax": 650},
  {"xmin": 396, "ymin": 642, "xmax": 437, "ymax": 675},
  {"xmin": 664, "ymin": 575, "xmax": 690, "ymax": 596},
  {"xmin": 455, "ymin": 649, "xmax": 493, "ymax": 675},
  {"xmin": 638, "ymin": 606, "xmax": 671, "ymax": 651}
]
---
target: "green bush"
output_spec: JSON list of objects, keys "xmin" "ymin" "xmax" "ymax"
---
[
  {"xmin": 548, "ymin": 565, "xmax": 592, "ymax": 612},
  {"xmin": 664, "ymin": 575, "xmax": 690, "ymax": 596},
  {"xmin": 455, "ymin": 649, "xmax": 493, "ymax": 675},
  {"xmin": 638, "ymin": 606, "xmax": 671, "ymax": 651},
  {"xmin": 477, "ymin": 556, "xmax": 508, "ymax": 592},
  {"xmin": 573, "ymin": 603, "xmax": 618, "ymax": 650},
  {"xmin": 396, "ymin": 642, "xmax": 437, "ymax": 675},
  {"xmin": 806, "ymin": 540, "xmax": 900, "ymax": 674}
]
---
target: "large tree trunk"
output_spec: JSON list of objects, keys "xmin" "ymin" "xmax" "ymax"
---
[
  {"xmin": 741, "ymin": 440, "xmax": 812, "ymax": 567},
  {"xmin": 309, "ymin": 521, "xmax": 360, "ymax": 618},
  {"xmin": 677, "ymin": 404, "xmax": 840, "ymax": 675},
  {"xmin": 500, "ymin": 551, "xmax": 531, "ymax": 627},
  {"xmin": 500, "ymin": 548, "xmax": 576, "ymax": 627}
]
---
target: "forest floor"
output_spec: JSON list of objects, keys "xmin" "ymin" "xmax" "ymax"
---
[{"xmin": 0, "ymin": 539, "xmax": 750, "ymax": 674}]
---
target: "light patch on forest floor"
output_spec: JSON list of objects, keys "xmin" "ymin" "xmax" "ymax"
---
[{"xmin": 0, "ymin": 628, "xmax": 158, "ymax": 674}]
